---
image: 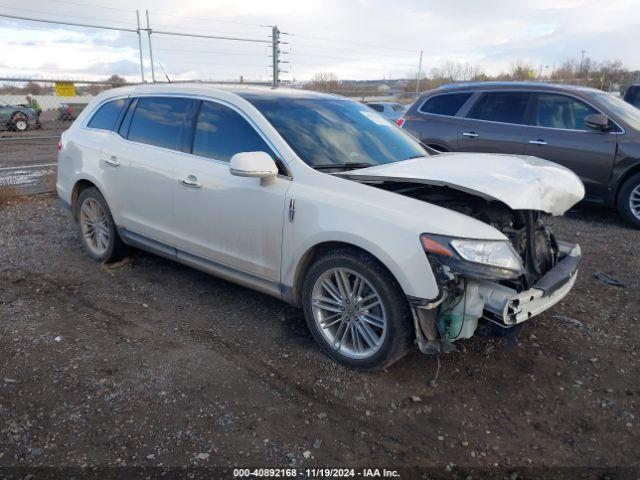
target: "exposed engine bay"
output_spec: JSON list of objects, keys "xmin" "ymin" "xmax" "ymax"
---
[
  {"xmin": 366, "ymin": 181, "xmax": 582, "ymax": 351},
  {"xmin": 380, "ymin": 182, "xmax": 561, "ymax": 288}
]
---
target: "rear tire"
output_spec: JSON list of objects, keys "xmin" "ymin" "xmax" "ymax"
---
[
  {"xmin": 301, "ymin": 248, "xmax": 413, "ymax": 371},
  {"xmin": 76, "ymin": 187, "xmax": 127, "ymax": 263},
  {"xmin": 617, "ymin": 173, "xmax": 640, "ymax": 229}
]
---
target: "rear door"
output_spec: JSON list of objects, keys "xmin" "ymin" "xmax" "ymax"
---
[
  {"xmin": 524, "ymin": 92, "xmax": 617, "ymax": 199},
  {"xmin": 457, "ymin": 91, "xmax": 531, "ymax": 154},
  {"xmin": 105, "ymin": 96, "xmax": 200, "ymax": 245}
]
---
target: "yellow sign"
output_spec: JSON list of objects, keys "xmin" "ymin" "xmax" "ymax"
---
[{"xmin": 54, "ymin": 82, "xmax": 76, "ymax": 97}]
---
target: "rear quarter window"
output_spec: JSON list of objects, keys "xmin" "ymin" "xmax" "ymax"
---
[
  {"xmin": 87, "ymin": 98, "xmax": 126, "ymax": 131},
  {"xmin": 419, "ymin": 93, "xmax": 472, "ymax": 116}
]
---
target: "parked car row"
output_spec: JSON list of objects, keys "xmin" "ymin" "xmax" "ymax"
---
[{"xmin": 399, "ymin": 82, "xmax": 640, "ymax": 228}]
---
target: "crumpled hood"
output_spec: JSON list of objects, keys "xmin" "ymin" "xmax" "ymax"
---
[{"xmin": 336, "ymin": 152, "xmax": 585, "ymax": 215}]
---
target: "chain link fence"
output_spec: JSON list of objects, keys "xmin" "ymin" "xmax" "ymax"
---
[{"xmin": 0, "ymin": 79, "xmax": 129, "ymax": 196}]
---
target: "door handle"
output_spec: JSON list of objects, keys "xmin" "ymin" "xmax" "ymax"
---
[
  {"xmin": 105, "ymin": 155, "xmax": 120, "ymax": 167},
  {"xmin": 462, "ymin": 132, "xmax": 479, "ymax": 138},
  {"xmin": 180, "ymin": 175, "xmax": 202, "ymax": 188},
  {"xmin": 529, "ymin": 139, "xmax": 548, "ymax": 146}
]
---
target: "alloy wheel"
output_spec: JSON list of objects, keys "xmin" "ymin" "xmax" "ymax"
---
[
  {"xmin": 630, "ymin": 184, "xmax": 640, "ymax": 220},
  {"xmin": 311, "ymin": 267, "xmax": 387, "ymax": 359},
  {"xmin": 79, "ymin": 198, "xmax": 110, "ymax": 256},
  {"xmin": 14, "ymin": 120, "xmax": 27, "ymax": 131}
]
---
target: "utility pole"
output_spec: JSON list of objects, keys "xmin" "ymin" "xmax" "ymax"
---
[
  {"xmin": 136, "ymin": 10, "xmax": 145, "ymax": 83},
  {"xmin": 146, "ymin": 10, "xmax": 155, "ymax": 83},
  {"xmin": 415, "ymin": 50, "xmax": 423, "ymax": 98},
  {"xmin": 272, "ymin": 25, "xmax": 280, "ymax": 87},
  {"xmin": 579, "ymin": 49, "xmax": 586, "ymax": 76}
]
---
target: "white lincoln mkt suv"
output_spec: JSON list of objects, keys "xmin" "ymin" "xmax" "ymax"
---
[{"xmin": 57, "ymin": 84, "xmax": 584, "ymax": 370}]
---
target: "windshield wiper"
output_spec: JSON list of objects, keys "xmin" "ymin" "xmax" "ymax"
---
[{"xmin": 313, "ymin": 162, "xmax": 375, "ymax": 171}]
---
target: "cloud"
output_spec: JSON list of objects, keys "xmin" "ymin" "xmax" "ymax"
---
[{"xmin": 0, "ymin": 0, "xmax": 638, "ymax": 81}]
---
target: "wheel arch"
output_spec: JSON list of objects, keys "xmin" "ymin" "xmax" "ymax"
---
[
  {"xmin": 71, "ymin": 178, "xmax": 111, "ymax": 220},
  {"xmin": 614, "ymin": 162, "xmax": 640, "ymax": 204},
  {"xmin": 287, "ymin": 241, "xmax": 408, "ymax": 307}
]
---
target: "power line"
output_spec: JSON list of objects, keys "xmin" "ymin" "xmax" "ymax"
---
[
  {"xmin": 0, "ymin": 12, "xmax": 137, "ymax": 32},
  {"xmin": 288, "ymin": 32, "xmax": 418, "ymax": 54},
  {"xmin": 39, "ymin": 0, "xmax": 132, "ymax": 13},
  {"xmin": 0, "ymin": 3, "xmax": 135, "ymax": 29},
  {"xmin": 287, "ymin": 41, "xmax": 419, "ymax": 59}
]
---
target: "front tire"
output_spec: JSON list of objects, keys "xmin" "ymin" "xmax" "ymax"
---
[
  {"xmin": 76, "ymin": 187, "xmax": 127, "ymax": 263},
  {"xmin": 301, "ymin": 248, "xmax": 413, "ymax": 371},
  {"xmin": 617, "ymin": 173, "xmax": 640, "ymax": 229}
]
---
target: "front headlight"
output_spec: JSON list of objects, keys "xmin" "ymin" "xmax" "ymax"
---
[{"xmin": 421, "ymin": 234, "xmax": 524, "ymax": 280}]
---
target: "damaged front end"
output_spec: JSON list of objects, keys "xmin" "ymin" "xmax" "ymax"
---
[{"xmin": 404, "ymin": 187, "xmax": 582, "ymax": 353}]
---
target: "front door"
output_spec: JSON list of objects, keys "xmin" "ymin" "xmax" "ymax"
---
[
  {"xmin": 172, "ymin": 100, "xmax": 290, "ymax": 284},
  {"xmin": 524, "ymin": 93, "xmax": 617, "ymax": 200}
]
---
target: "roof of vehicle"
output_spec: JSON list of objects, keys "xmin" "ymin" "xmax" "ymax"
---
[
  {"xmin": 102, "ymin": 82, "xmax": 346, "ymax": 101},
  {"xmin": 434, "ymin": 81, "xmax": 603, "ymax": 94},
  {"xmin": 366, "ymin": 101, "xmax": 404, "ymax": 106}
]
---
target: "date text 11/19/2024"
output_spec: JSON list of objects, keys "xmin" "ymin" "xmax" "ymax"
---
[{"xmin": 233, "ymin": 468, "xmax": 401, "ymax": 478}]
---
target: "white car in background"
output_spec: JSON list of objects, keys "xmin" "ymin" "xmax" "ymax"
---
[
  {"xmin": 366, "ymin": 101, "xmax": 407, "ymax": 122},
  {"xmin": 57, "ymin": 84, "xmax": 584, "ymax": 371}
]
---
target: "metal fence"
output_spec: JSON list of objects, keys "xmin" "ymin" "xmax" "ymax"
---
[{"xmin": 0, "ymin": 79, "xmax": 132, "ymax": 194}]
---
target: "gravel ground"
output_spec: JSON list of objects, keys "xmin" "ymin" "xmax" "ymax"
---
[{"xmin": 0, "ymin": 195, "xmax": 639, "ymax": 477}]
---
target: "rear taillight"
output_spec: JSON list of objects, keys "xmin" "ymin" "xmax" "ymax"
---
[
  {"xmin": 57, "ymin": 140, "xmax": 62, "ymax": 151},
  {"xmin": 66, "ymin": 106, "xmax": 72, "ymax": 114},
  {"xmin": 396, "ymin": 118, "xmax": 405, "ymax": 127}
]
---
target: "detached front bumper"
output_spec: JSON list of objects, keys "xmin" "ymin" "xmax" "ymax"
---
[{"xmin": 478, "ymin": 241, "xmax": 581, "ymax": 326}]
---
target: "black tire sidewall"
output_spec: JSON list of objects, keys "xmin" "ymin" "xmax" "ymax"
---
[
  {"xmin": 76, "ymin": 188, "xmax": 121, "ymax": 263},
  {"xmin": 301, "ymin": 249, "xmax": 412, "ymax": 371},
  {"xmin": 617, "ymin": 173, "xmax": 640, "ymax": 229},
  {"xmin": 12, "ymin": 113, "xmax": 28, "ymax": 131}
]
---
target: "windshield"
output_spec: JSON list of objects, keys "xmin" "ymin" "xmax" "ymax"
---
[
  {"xmin": 586, "ymin": 91, "xmax": 640, "ymax": 131},
  {"xmin": 243, "ymin": 96, "xmax": 428, "ymax": 169}
]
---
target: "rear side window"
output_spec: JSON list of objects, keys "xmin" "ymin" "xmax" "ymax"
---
[
  {"xmin": 467, "ymin": 92, "xmax": 530, "ymax": 124},
  {"xmin": 368, "ymin": 104, "xmax": 384, "ymax": 112},
  {"xmin": 126, "ymin": 97, "xmax": 200, "ymax": 152},
  {"xmin": 536, "ymin": 94, "xmax": 599, "ymax": 130},
  {"xmin": 192, "ymin": 101, "xmax": 274, "ymax": 162},
  {"xmin": 87, "ymin": 98, "xmax": 126, "ymax": 131},
  {"xmin": 419, "ymin": 93, "xmax": 472, "ymax": 116}
]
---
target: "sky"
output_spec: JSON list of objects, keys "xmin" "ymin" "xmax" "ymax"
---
[{"xmin": 0, "ymin": 0, "xmax": 639, "ymax": 83}]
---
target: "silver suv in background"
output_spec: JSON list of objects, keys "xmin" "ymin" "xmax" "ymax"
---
[
  {"xmin": 366, "ymin": 101, "xmax": 406, "ymax": 122},
  {"xmin": 401, "ymin": 82, "xmax": 640, "ymax": 228}
]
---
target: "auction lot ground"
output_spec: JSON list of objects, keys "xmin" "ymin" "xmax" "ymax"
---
[{"xmin": 1, "ymin": 195, "xmax": 638, "ymax": 474}]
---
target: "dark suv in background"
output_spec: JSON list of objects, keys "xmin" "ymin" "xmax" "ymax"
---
[
  {"xmin": 401, "ymin": 82, "xmax": 640, "ymax": 228},
  {"xmin": 625, "ymin": 85, "xmax": 640, "ymax": 109}
]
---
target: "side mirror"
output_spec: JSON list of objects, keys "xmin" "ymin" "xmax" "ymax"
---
[
  {"xmin": 229, "ymin": 151, "xmax": 278, "ymax": 184},
  {"xmin": 585, "ymin": 113, "xmax": 611, "ymax": 131}
]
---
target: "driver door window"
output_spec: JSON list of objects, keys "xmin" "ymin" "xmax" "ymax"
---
[{"xmin": 536, "ymin": 94, "xmax": 599, "ymax": 131}]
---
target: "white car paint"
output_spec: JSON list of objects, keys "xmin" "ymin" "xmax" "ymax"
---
[
  {"xmin": 57, "ymin": 83, "xmax": 583, "ymax": 332},
  {"xmin": 338, "ymin": 153, "xmax": 585, "ymax": 216}
]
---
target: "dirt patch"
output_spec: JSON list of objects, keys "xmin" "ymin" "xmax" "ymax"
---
[{"xmin": 0, "ymin": 196, "xmax": 638, "ymax": 473}]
